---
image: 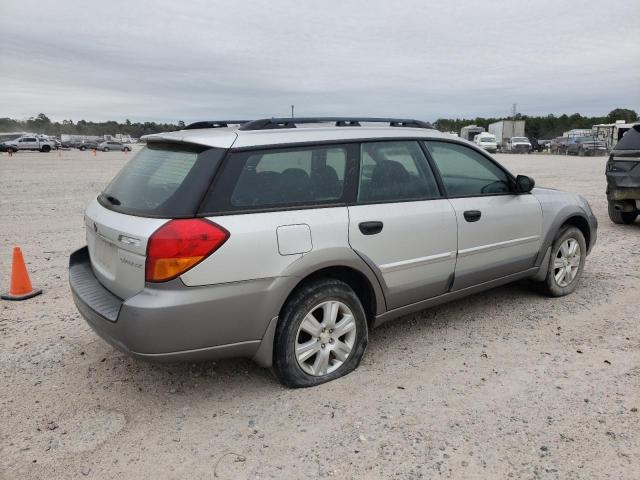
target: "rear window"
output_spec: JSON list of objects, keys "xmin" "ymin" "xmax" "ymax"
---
[
  {"xmin": 99, "ymin": 142, "xmax": 225, "ymax": 218},
  {"xmin": 201, "ymin": 144, "xmax": 357, "ymax": 213},
  {"xmin": 615, "ymin": 125, "xmax": 640, "ymax": 150}
]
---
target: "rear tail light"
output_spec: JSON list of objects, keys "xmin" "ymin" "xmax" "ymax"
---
[{"xmin": 146, "ymin": 219, "xmax": 229, "ymax": 282}]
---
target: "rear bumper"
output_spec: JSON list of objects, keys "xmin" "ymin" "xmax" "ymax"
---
[{"xmin": 69, "ymin": 247, "xmax": 289, "ymax": 364}]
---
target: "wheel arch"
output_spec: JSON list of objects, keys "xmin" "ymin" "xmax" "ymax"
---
[
  {"xmin": 536, "ymin": 208, "xmax": 593, "ymax": 267},
  {"xmin": 561, "ymin": 215, "xmax": 592, "ymax": 251},
  {"xmin": 252, "ymin": 250, "xmax": 386, "ymax": 368},
  {"xmin": 285, "ymin": 265, "xmax": 379, "ymax": 328}
]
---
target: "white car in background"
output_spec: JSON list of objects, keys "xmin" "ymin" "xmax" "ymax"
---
[
  {"xmin": 4, "ymin": 135, "xmax": 56, "ymax": 153},
  {"xmin": 504, "ymin": 136, "xmax": 532, "ymax": 154},
  {"xmin": 474, "ymin": 133, "xmax": 498, "ymax": 153}
]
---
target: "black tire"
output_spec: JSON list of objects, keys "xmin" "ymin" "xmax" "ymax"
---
[
  {"xmin": 273, "ymin": 279, "xmax": 368, "ymax": 388},
  {"xmin": 79, "ymin": 146, "xmax": 86, "ymax": 151},
  {"xmin": 103, "ymin": 147, "xmax": 110, "ymax": 152},
  {"xmin": 540, "ymin": 226, "xmax": 587, "ymax": 297},
  {"xmin": 41, "ymin": 145, "xmax": 51, "ymax": 152},
  {"xmin": 608, "ymin": 200, "xmax": 638, "ymax": 225},
  {"xmin": 123, "ymin": 147, "xmax": 130, "ymax": 152}
]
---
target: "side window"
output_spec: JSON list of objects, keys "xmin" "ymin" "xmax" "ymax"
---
[
  {"xmin": 424, "ymin": 141, "xmax": 511, "ymax": 196},
  {"xmin": 228, "ymin": 145, "xmax": 347, "ymax": 207},
  {"xmin": 358, "ymin": 141, "xmax": 440, "ymax": 203}
]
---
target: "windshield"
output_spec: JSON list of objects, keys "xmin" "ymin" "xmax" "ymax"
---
[
  {"xmin": 99, "ymin": 142, "xmax": 225, "ymax": 217},
  {"xmin": 578, "ymin": 136, "xmax": 595, "ymax": 142},
  {"xmin": 480, "ymin": 137, "xmax": 495, "ymax": 143},
  {"xmin": 512, "ymin": 137, "xmax": 528, "ymax": 143}
]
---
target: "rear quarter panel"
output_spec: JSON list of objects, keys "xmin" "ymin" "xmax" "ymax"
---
[{"xmin": 181, "ymin": 207, "xmax": 350, "ymax": 286}]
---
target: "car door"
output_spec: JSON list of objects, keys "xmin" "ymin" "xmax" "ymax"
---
[
  {"xmin": 424, "ymin": 141, "xmax": 542, "ymax": 291},
  {"xmin": 347, "ymin": 141, "xmax": 458, "ymax": 309},
  {"xmin": 20, "ymin": 137, "xmax": 36, "ymax": 150}
]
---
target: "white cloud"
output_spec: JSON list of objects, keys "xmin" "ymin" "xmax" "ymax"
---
[{"xmin": 1, "ymin": 0, "xmax": 638, "ymax": 122}]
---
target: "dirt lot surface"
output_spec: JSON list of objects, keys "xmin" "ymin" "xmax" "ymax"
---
[{"xmin": 1, "ymin": 148, "xmax": 639, "ymax": 479}]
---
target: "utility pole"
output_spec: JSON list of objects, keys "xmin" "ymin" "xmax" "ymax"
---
[
  {"xmin": 291, "ymin": 105, "xmax": 295, "ymax": 118},
  {"xmin": 511, "ymin": 103, "xmax": 517, "ymax": 137}
]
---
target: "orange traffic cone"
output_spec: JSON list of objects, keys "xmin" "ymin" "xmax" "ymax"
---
[{"xmin": 1, "ymin": 247, "xmax": 42, "ymax": 301}]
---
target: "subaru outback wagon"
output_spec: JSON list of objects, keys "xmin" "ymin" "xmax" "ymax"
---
[{"xmin": 69, "ymin": 117, "xmax": 597, "ymax": 387}]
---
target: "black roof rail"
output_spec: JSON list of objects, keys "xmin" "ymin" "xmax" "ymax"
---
[
  {"xmin": 238, "ymin": 117, "xmax": 433, "ymax": 131},
  {"xmin": 183, "ymin": 120, "xmax": 251, "ymax": 130}
]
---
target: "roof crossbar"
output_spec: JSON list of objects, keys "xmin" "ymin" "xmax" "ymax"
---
[
  {"xmin": 238, "ymin": 117, "xmax": 432, "ymax": 131},
  {"xmin": 183, "ymin": 120, "xmax": 251, "ymax": 130}
]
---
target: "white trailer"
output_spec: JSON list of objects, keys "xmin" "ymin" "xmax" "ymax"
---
[
  {"xmin": 460, "ymin": 125, "xmax": 485, "ymax": 142},
  {"xmin": 488, "ymin": 120, "xmax": 526, "ymax": 151},
  {"xmin": 563, "ymin": 129, "xmax": 591, "ymax": 138},
  {"xmin": 592, "ymin": 121, "xmax": 636, "ymax": 152}
]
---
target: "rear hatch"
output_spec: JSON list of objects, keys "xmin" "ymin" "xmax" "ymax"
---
[{"xmin": 85, "ymin": 141, "xmax": 227, "ymax": 299}]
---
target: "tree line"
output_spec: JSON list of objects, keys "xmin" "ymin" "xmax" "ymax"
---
[
  {"xmin": 1, "ymin": 108, "xmax": 637, "ymax": 140},
  {"xmin": 0, "ymin": 114, "xmax": 185, "ymax": 138},
  {"xmin": 433, "ymin": 108, "xmax": 638, "ymax": 139}
]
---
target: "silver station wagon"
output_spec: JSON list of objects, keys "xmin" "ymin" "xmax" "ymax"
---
[{"xmin": 69, "ymin": 117, "xmax": 597, "ymax": 387}]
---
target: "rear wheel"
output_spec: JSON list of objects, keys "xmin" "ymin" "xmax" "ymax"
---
[
  {"xmin": 608, "ymin": 200, "xmax": 638, "ymax": 224},
  {"xmin": 540, "ymin": 226, "xmax": 586, "ymax": 297},
  {"xmin": 273, "ymin": 279, "xmax": 368, "ymax": 387}
]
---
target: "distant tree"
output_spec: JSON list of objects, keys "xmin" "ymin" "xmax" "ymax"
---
[{"xmin": 606, "ymin": 108, "xmax": 638, "ymax": 123}]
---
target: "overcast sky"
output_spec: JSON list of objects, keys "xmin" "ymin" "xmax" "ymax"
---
[{"xmin": 1, "ymin": 0, "xmax": 639, "ymax": 123}]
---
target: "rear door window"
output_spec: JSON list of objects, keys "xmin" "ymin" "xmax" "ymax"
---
[
  {"xmin": 357, "ymin": 141, "xmax": 440, "ymax": 203},
  {"xmin": 99, "ymin": 142, "xmax": 225, "ymax": 218},
  {"xmin": 201, "ymin": 144, "xmax": 356, "ymax": 213}
]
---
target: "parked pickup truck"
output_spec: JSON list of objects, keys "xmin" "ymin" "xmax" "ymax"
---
[
  {"xmin": 567, "ymin": 136, "xmax": 607, "ymax": 156},
  {"xmin": 504, "ymin": 136, "xmax": 532, "ymax": 153},
  {"xmin": 4, "ymin": 135, "xmax": 56, "ymax": 153}
]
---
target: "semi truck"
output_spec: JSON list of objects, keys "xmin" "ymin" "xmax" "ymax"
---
[{"xmin": 488, "ymin": 120, "xmax": 527, "ymax": 152}]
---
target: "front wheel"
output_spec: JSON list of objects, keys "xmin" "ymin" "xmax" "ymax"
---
[
  {"xmin": 41, "ymin": 145, "xmax": 51, "ymax": 152},
  {"xmin": 273, "ymin": 279, "xmax": 368, "ymax": 387},
  {"xmin": 540, "ymin": 226, "xmax": 586, "ymax": 297},
  {"xmin": 608, "ymin": 200, "xmax": 638, "ymax": 225},
  {"xmin": 103, "ymin": 147, "xmax": 109, "ymax": 152}
]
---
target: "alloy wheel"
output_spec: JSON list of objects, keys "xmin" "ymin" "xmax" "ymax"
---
[
  {"xmin": 295, "ymin": 300, "xmax": 357, "ymax": 376},
  {"xmin": 553, "ymin": 238, "xmax": 581, "ymax": 287}
]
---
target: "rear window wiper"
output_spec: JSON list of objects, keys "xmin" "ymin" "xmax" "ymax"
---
[{"xmin": 105, "ymin": 195, "xmax": 121, "ymax": 205}]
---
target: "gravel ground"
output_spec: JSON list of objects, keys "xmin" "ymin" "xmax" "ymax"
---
[{"xmin": 1, "ymin": 148, "xmax": 639, "ymax": 479}]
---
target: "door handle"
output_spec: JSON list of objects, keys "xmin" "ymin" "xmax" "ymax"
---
[
  {"xmin": 463, "ymin": 210, "xmax": 481, "ymax": 222},
  {"xmin": 359, "ymin": 221, "xmax": 383, "ymax": 235}
]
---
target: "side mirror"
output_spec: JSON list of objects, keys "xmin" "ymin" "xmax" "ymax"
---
[{"xmin": 515, "ymin": 175, "xmax": 535, "ymax": 193}]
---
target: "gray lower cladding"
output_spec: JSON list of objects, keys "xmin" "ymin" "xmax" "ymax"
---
[{"xmin": 69, "ymin": 246, "xmax": 295, "ymax": 364}]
